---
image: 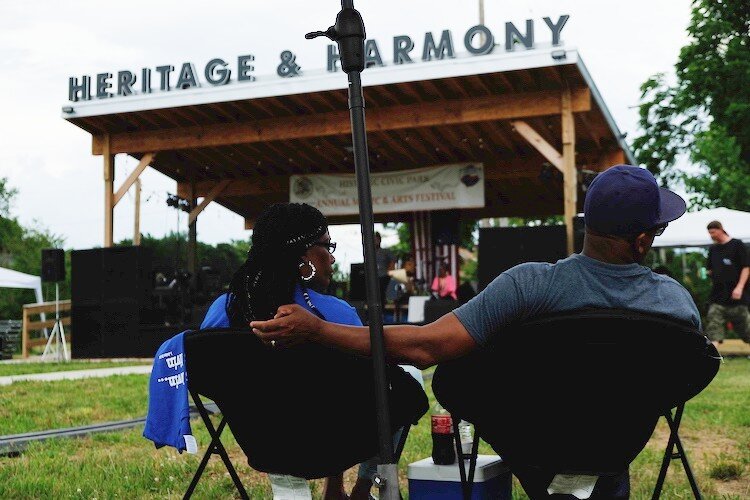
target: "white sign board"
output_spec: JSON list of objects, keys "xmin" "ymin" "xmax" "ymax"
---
[{"xmin": 289, "ymin": 163, "xmax": 485, "ymax": 216}]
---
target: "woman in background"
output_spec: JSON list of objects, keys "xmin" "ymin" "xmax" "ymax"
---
[{"xmin": 431, "ymin": 261, "xmax": 457, "ymax": 301}]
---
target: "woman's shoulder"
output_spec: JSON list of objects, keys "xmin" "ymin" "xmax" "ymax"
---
[
  {"xmin": 201, "ymin": 292, "xmax": 232, "ymax": 329},
  {"xmin": 309, "ymin": 290, "xmax": 354, "ymax": 310},
  {"xmin": 304, "ymin": 289, "xmax": 362, "ymax": 325}
]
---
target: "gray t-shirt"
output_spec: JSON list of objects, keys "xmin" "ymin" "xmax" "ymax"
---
[{"xmin": 454, "ymin": 253, "xmax": 701, "ymax": 346}]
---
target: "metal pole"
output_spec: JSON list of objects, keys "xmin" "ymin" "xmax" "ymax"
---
[{"xmin": 306, "ymin": 3, "xmax": 397, "ymax": 498}]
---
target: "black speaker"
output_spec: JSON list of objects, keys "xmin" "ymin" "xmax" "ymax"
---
[
  {"xmin": 71, "ymin": 246, "xmax": 157, "ymax": 358},
  {"xmin": 71, "ymin": 248, "xmax": 104, "ymax": 358},
  {"xmin": 41, "ymin": 248, "xmax": 65, "ymax": 283},
  {"xmin": 432, "ymin": 211, "xmax": 461, "ymax": 245},
  {"xmin": 477, "ymin": 226, "xmax": 568, "ymax": 292},
  {"xmin": 424, "ymin": 299, "xmax": 459, "ymax": 323},
  {"xmin": 349, "ymin": 263, "xmax": 366, "ymax": 301}
]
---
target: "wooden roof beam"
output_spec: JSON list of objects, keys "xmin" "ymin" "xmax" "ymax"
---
[
  {"xmin": 113, "ymin": 152, "xmax": 156, "ymax": 207},
  {"xmin": 180, "ymin": 156, "xmax": 548, "ymax": 199},
  {"xmin": 92, "ymin": 88, "xmax": 591, "ymax": 155},
  {"xmin": 510, "ymin": 120, "xmax": 563, "ymax": 173},
  {"xmin": 188, "ymin": 180, "xmax": 230, "ymax": 225}
]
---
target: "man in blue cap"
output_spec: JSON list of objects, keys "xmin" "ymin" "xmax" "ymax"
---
[{"xmin": 251, "ymin": 164, "xmax": 700, "ymax": 499}]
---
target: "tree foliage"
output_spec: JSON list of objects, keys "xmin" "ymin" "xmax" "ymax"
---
[
  {"xmin": 632, "ymin": 1, "xmax": 750, "ymax": 209},
  {"xmin": 0, "ymin": 178, "xmax": 66, "ymax": 319}
]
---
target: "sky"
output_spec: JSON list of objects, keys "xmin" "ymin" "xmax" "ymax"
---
[{"xmin": 0, "ymin": 0, "xmax": 692, "ymax": 273}]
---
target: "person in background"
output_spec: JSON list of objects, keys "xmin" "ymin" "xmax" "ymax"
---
[
  {"xmin": 374, "ymin": 231, "xmax": 395, "ymax": 307},
  {"xmin": 250, "ymin": 165, "xmax": 698, "ymax": 499},
  {"xmin": 200, "ymin": 202, "xmax": 379, "ymax": 500},
  {"xmin": 431, "ymin": 261, "xmax": 457, "ymax": 300},
  {"xmin": 402, "ymin": 253, "xmax": 417, "ymax": 294},
  {"xmin": 705, "ymin": 220, "xmax": 750, "ymax": 345}
]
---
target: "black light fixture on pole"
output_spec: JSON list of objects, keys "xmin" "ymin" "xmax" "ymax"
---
[{"xmin": 306, "ymin": 3, "xmax": 398, "ymax": 499}]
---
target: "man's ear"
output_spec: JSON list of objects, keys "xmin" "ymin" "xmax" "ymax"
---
[{"xmin": 634, "ymin": 232, "xmax": 652, "ymax": 256}]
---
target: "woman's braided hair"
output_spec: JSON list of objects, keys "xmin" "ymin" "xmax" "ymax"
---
[{"xmin": 226, "ymin": 202, "xmax": 327, "ymax": 326}]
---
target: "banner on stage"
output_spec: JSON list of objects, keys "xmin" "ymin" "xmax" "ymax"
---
[{"xmin": 289, "ymin": 163, "xmax": 485, "ymax": 216}]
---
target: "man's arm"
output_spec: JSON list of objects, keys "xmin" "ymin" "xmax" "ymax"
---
[
  {"xmin": 732, "ymin": 242, "xmax": 749, "ymax": 300},
  {"xmin": 733, "ymin": 267, "xmax": 749, "ymax": 300},
  {"xmin": 251, "ymin": 304, "xmax": 477, "ymax": 369}
]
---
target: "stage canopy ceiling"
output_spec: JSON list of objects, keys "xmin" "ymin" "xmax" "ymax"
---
[{"xmin": 63, "ymin": 46, "xmax": 634, "ymax": 228}]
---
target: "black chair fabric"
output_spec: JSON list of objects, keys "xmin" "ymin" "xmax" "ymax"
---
[
  {"xmin": 432, "ymin": 308, "xmax": 720, "ymax": 475},
  {"xmin": 185, "ymin": 328, "xmax": 428, "ymax": 479}
]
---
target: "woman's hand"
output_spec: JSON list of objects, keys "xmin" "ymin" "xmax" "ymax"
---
[{"xmin": 250, "ymin": 304, "xmax": 323, "ymax": 348}]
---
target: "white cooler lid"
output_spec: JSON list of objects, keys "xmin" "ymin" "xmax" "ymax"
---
[{"xmin": 407, "ymin": 455, "xmax": 509, "ymax": 482}]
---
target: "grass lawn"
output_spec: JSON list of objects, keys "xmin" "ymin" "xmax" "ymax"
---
[
  {"xmin": 0, "ymin": 360, "xmax": 748, "ymax": 498},
  {"xmin": 0, "ymin": 360, "xmax": 152, "ymax": 377}
]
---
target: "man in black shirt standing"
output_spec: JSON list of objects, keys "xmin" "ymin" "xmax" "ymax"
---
[
  {"xmin": 374, "ymin": 231, "xmax": 395, "ymax": 310},
  {"xmin": 705, "ymin": 220, "xmax": 750, "ymax": 345}
]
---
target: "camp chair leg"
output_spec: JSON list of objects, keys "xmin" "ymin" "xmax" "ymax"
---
[
  {"xmin": 651, "ymin": 404, "xmax": 702, "ymax": 500},
  {"xmin": 394, "ymin": 424, "xmax": 410, "ymax": 461},
  {"xmin": 185, "ymin": 391, "xmax": 249, "ymax": 500},
  {"xmin": 452, "ymin": 418, "xmax": 480, "ymax": 500}
]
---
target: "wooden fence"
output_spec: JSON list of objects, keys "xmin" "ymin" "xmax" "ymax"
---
[{"xmin": 22, "ymin": 300, "xmax": 71, "ymax": 358}]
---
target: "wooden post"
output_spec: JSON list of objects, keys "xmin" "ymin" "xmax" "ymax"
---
[
  {"xmin": 21, "ymin": 307, "xmax": 29, "ymax": 358},
  {"xmin": 134, "ymin": 178, "xmax": 141, "ymax": 245},
  {"xmin": 103, "ymin": 135, "xmax": 114, "ymax": 247},
  {"xmin": 562, "ymin": 87, "xmax": 577, "ymax": 255}
]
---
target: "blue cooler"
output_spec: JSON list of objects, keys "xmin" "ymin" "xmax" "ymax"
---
[{"xmin": 408, "ymin": 454, "xmax": 512, "ymax": 499}]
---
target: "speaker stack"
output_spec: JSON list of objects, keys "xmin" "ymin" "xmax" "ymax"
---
[
  {"xmin": 477, "ymin": 225, "xmax": 570, "ymax": 292},
  {"xmin": 71, "ymin": 246, "xmax": 169, "ymax": 358},
  {"xmin": 349, "ymin": 263, "xmax": 367, "ymax": 301}
]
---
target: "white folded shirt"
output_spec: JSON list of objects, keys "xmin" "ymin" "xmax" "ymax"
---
[{"xmin": 547, "ymin": 474, "xmax": 599, "ymax": 499}]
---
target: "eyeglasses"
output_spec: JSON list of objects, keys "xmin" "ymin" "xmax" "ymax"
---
[
  {"xmin": 653, "ymin": 223, "xmax": 668, "ymax": 237},
  {"xmin": 310, "ymin": 241, "xmax": 336, "ymax": 254}
]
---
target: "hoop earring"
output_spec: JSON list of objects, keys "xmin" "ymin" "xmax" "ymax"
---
[{"xmin": 299, "ymin": 261, "xmax": 316, "ymax": 281}]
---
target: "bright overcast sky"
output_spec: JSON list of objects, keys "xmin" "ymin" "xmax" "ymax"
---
[{"xmin": 0, "ymin": 0, "xmax": 691, "ymax": 272}]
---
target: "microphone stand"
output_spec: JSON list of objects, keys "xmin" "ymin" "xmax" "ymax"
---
[{"xmin": 307, "ymin": 3, "xmax": 398, "ymax": 499}]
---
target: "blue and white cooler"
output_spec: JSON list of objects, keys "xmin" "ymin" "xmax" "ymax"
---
[{"xmin": 407, "ymin": 454, "xmax": 512, "ymax": 499}]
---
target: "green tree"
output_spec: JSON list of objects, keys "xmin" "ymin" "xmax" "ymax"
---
[
  {"xmin": 0, "ymin": 178, "xmax": 66, "ymax": 320},
  {"xmin": 632, "ymin": 1, "xmax": 750, "ymax": 209},
  {"xmin": 0, "ymin": 177, "xmax": 17, "ymax": 218}
]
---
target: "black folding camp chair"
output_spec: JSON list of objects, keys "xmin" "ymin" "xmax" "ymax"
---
[
  {"xmin": 432, "ymin": 308, "xmax": 721, "ymax": 500},
  {"xmin": 182, "ymin": 328, "xmax": 428, "ymax": 499}
]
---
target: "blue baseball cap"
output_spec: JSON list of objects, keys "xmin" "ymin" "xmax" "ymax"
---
[{"xmin": 583, "ymin": 165, "xmax": 686, "ymax": 235}]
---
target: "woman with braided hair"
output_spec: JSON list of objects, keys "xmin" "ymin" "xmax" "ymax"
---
[{"xmin": 200, "ymin": 202, "xmax": 386, "ymax": 500}]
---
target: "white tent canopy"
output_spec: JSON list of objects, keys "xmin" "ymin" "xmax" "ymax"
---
[
  {"xmin": 0, "ymin": 267, "xmax": 44, "ymax": 305},
  {"xmin": 652, "ymin": 207, "xmax": 750, "ymax": 248}
]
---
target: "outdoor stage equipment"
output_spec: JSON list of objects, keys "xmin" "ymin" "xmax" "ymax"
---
[
  {"xmin": 41, "ymin": 248, "xmax": 66, "ymax": 283},
  {"xmin": 41, "ymin": 248, "xmax": 69, "ymax": 362},
  {"xmin": 306, "ymin": 3, "xmax": 398, "ymax": 498},
  {"xmin": 71, "ymin": 246, "xmax": 169, "ymax": 359}
]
